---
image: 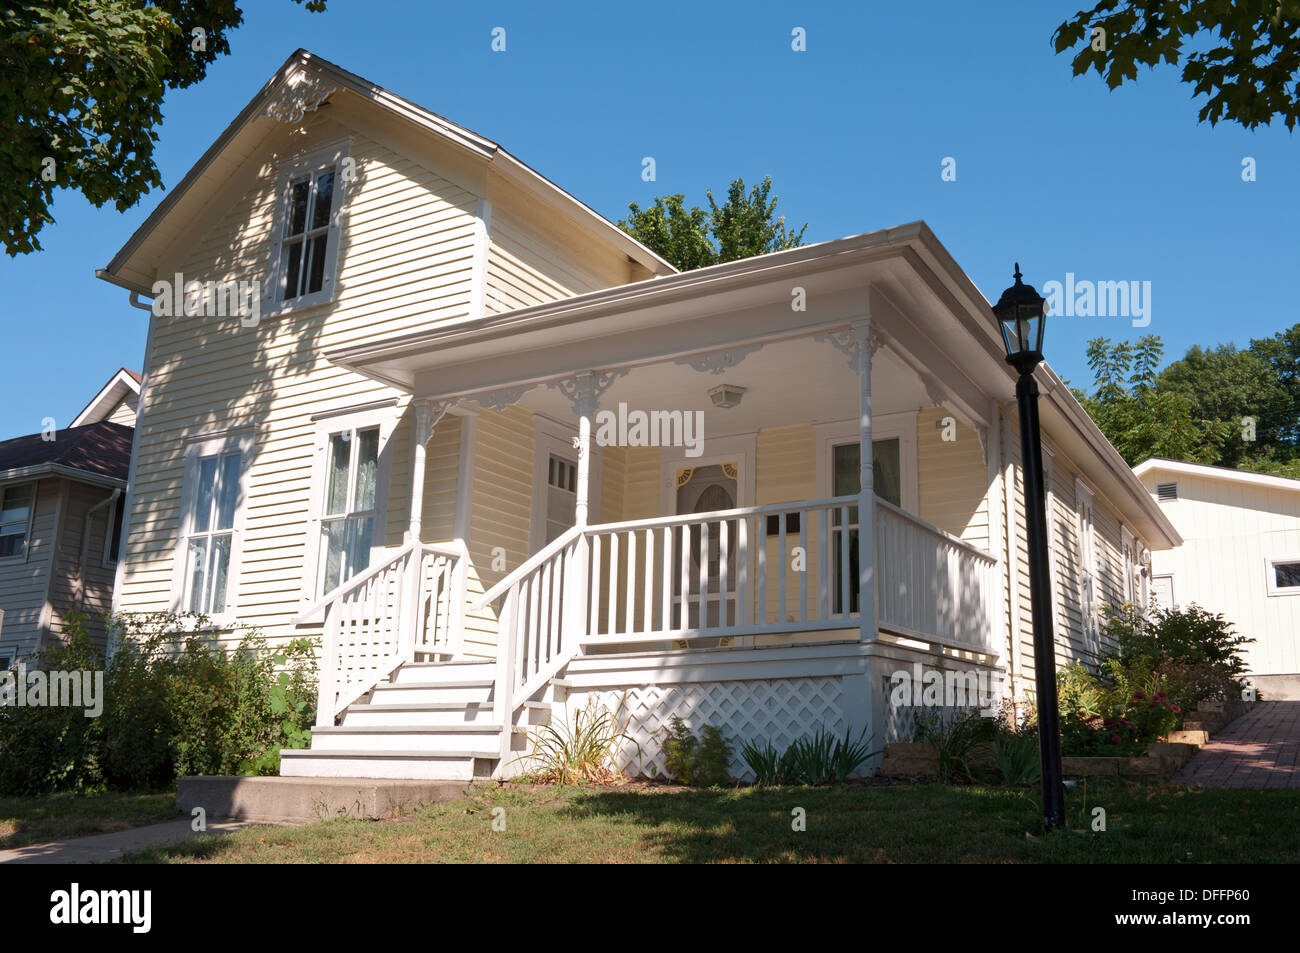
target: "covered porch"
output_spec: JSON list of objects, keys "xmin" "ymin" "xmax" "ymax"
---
[{"xmin": 312, "ymin": 230, "xmax": 1017, "ymax": 733}]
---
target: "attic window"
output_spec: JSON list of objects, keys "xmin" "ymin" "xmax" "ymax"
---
[
  {"xmin": 1155, "ymin": 482, "xmax": 1178, "ymax": 502},
  {"xmin": 280, "ymin": 169, "xmax": 336, "ymax": 301},
  {"xmin": 269, "ymin": 142, "xmax": 348, "ymax": 313}
]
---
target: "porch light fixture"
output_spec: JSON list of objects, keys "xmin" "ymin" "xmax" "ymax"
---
[
  {"xmin": 708, "ymin": 383, "xmax": 746, "ymax": 409},
  {"xmin": 993, "ymin": 263, "xmax": 1066, "ymax": 833}
]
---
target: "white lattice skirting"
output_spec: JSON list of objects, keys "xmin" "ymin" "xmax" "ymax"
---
[{"xmin": 572, "ymin": 677, "xmax": 847, "ymax": 781}]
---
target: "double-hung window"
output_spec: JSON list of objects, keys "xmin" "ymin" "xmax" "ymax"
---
[
  {"xmin": 174, "ymin": 433, "xmax": 253, "ymax": 621},
  {"xmin": 320, "ymin": 425, "xmax": 380, "ymax": 593},
  {"xmin": 268, "ymin": 142, "xmax": 348, "ymax": 312},
  {"xmin": 0, "ymin": 483, "xmax": 35, "ymax": 560},
  {"xmin": 306, "ymin": 406, "xmax": 395, "ymax": 601}
]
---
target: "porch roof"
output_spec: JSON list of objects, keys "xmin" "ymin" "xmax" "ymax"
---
[{"xmin": 329, "ymin": 221, "xmax": 1181, "ymax": 550}]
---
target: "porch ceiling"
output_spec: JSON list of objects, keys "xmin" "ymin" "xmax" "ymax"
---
[{"xmin": 521, "ymin": 335, "xmax": 932, "ymax": 434}]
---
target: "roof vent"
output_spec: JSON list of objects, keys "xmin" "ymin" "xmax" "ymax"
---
[{"xmin": 1156, "ymin": 482, "xmax": 1178, "ymax": 502}]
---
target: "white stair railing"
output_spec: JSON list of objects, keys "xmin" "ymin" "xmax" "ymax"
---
[
  {"xmin": 296, "ymin": 540, "xmax": 468, "ymax": 726},
  {"xmin": 474, "ymin": 526, "xmax": 585, "ymax": 762}
]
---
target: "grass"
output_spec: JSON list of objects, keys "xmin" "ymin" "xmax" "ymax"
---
[
  {"xmin": 0, "ymin": 791, "xmax": 177, "ymax": 851},
  {"xmin": 120, "ymin": 779, "xmax": 1300, "ymax": 864}
]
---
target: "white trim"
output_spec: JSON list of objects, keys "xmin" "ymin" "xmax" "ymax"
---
[
  {"xmin": 529, "ymin": 415, "xmax": 602, "ymax": 555},
  {"xmin": 0, "ymin": 480, "xmax": 39, "ymax": 566},
  {"xmin": 261, "ymin": 138, "xmax": 351, "ymax": 321},
  {"xmin": 658, "ymin": 432, "xmax": 756, "ymax": 516},
  {"xmin": 813, "ymin": 412, "xmax": 918, "ymax": 515},
  {"xmin": 468, "ymin": 198, "xmax": 491, "ymax": 319},
  {"xmin": 301, "ymin": 404, "xmax": 398, "ymax": 603},
  {"xmin": 1135, "ymin": 457, "xmax": 1300, "ymax": 493},
  {"xmin": 1264, "ymin": 554, "xmax": 1300, "ymax": 597},
  {"xmin": 70, "ymin": 369, "xmax": 141, "ymax": 427},
  {"xmin": 169, "ymin": 430, "xmax": 255, "ymax": 627}
]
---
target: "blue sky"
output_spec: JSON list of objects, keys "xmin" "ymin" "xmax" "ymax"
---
[{"xmin": 2, "ymin": 0, "xmax": 1296, "ymax": 437}]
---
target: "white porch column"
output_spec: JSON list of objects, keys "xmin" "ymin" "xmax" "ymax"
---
[
  {"xmin": 854, "ymin": 322, "xmax": 881, "ymax": 641},
  {"xmin": 408, "ymin": 398, "xmax": 453, "ymax": 543},
  {"xmin": 553, "ymin": 370, "xmax": 625, "ymax": 527}
]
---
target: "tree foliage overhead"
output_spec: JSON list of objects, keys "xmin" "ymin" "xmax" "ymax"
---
[
  {"xmin": 619, "ymin": 176, "xmax": 807, "ymax": 272},
  {"xmin": 1074, "ymin": 326, "xmax": 1300, "ymax": 476},
  {"xmin": 1, "ymin": 0, "xmax": 327, "ymax": 256},
  {"xmin": 1053, "ymin": 1, "xmax": 1300, "ymax": 130}
]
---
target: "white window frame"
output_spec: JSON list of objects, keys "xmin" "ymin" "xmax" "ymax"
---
[
  {"xmin": 813, "ymin": 412, "xmax": 919, "ymax": 514},
  {"xmin": 1265, "ymin": 554, "xmax": 1300, "ymax": 597},
  {"xmin": 302, "ymin": 404, "xmax": 396, "ymax": 604},
  {"xmin": 530, "ymin": 415, "xmax": 602, "ymax": 555},
  {"xmin": 1120, "ymin": 525, "xmax": 1137, "ymax": 606},
  {"xmin": 0, "ymin": 481, "xmax": 38, "ymax": 565},
  {"xmin": 170, "ymin": 430, "xmax": 255, "ymax": 627},
  {"xmin": 263, "ymin": 139, "xmax": 350, "ymax": 319},
  {"xmin": 101, "ymin": 492, "xmax": 125, "ymax": 568},
  {"xmin": 1075, "ymin": 477, "xmax": 1099, "ymax": 643},
  {"xmin": 1151, "ymin": 572, "xmax": 1177, "ymax": 608}
]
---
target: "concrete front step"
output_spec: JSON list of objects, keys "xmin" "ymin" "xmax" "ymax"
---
[
  {"xmin": 389, "ymin": 660, "xmax": 496, "ymax": 685},
  {"xmin": 370, "ymin": 680, "xmax": 495, "ymax": 705},
  {"xmin": 309, "ymin": 724, "xmax": 502, "ymax": 753},
  {"xmin": 340, "ymin": 701, "xmax": 495, "ymax": 727},
  {"xmin": 280, "ymin": 748, "xmax": 498, "ymax": 781},
  {"xmin": 178, "ymin": 775, "xmax": 479, "ymax": 822}
]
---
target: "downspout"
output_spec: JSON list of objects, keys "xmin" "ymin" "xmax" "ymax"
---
[{"xmin": 78, "ymin": 488, "xmax": 122, "ymax": 610}]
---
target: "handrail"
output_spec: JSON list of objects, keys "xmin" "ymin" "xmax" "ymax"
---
[
  {"xmin": 473, "ymin": 524, "xmax": 584, "ymax": 611},
  {"xmin": 293, "ymin": 539, "xmax": 422, "ymax": 625},
  {"xmin": 588, "ymin": 495, "xmax": 859, "ymax": 534}
]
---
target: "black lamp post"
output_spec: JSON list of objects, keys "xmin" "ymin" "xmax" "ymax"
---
[{"xmin": 994, "ymin": 263, "xmax": 1066, "ymax": 832}]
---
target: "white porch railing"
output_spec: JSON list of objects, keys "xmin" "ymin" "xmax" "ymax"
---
[
  {"xmin": 875, "ymin": 498, "xmax": 1000, "ymax": 655},
  {"xmin": 295, "ymin": 540, "xmax": 468, "ymax": 726},
  {"xmin": 474, "ymin": 496, "xmax": 1001, "ymax": 748}
]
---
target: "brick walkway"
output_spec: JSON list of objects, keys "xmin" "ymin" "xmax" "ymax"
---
[{"xmin": 1177, "ymin": 701, "xmax": 1300, "ymax": 788}]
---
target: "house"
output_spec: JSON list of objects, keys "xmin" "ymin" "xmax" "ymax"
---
[
  {"xmin": 94, "ymin": 50, "xmax": 1180, "ymax": 780},
  {"xmin": 1134, "ymin": 458, "xmax": 1300, "ymax": 699},
  {"xmin": 0, "ymin": 369, "xmax": 140, "ymax": 667}
]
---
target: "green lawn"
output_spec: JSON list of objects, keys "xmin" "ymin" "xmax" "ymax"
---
[
  {"xmin": 122, "ymin": 779, "xmax": 1300, "ymax": 864},
  {"xmin": 0, "ymin": 791, "xmax": 177, "ymax": 851}
]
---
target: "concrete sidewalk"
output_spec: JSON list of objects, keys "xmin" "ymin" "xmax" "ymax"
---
[
  {"xmin": 0, "ymin": 818, "xmax": 260, "ymax": 864},
  {"xmin": 1177, "ymin": 701, "xmax": 1300, "ymax": 788}
]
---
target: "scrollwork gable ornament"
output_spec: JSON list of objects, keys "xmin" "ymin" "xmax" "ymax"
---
[{"xmin": 267, "ymin": 71, "xmax": 337, "ymax": 124}]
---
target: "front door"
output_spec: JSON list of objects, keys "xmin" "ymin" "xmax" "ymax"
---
[{"xmin": 673, "ymin": 463, "xmax": 739, "ymax": 633}]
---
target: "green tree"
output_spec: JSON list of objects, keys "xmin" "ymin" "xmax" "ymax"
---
[
  {"xmin": 1074, "ymin": 336, "xmax": 1234, "ymax": 464},
  {"xmin": 1, "ymin": 0, "xmax": 328, "ymax": 256},
  {"xmin": 1052, "ymin": 1, "xmax": 1300, "ymax": 130},
  {"xmin": 619, "ymin": 175, "xmax": 807, "ymax": 271},
  {"xmin": 1158, "ymin": 343, "xmax": 1294, "ymax": 468}
]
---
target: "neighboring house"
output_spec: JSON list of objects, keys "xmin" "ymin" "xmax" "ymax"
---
[
  {"xmin": 94, "ymin": 50, "xmax": 1179, "ymax": 780},
  {"xmin": 0, "ymin": 370, "xmax": 139, "ymax": 666},
  {"xmin": 1134, "ymin": 458, "xmax": 1300, "ymax": 699}
]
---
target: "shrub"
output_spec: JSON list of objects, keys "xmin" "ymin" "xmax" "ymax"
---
[
  {"xmin": 0, "ymin": 615, "xmax": 105, "ymax": 795},
  {"xmin": 1, "ymin": 611, "xmax": 317, "ymax": 795},
  {"xmin": 742, "ymin": 727, "xmax": 876, "ymax": 785},
  {"xmin": 912, "ymin": 710, "xmax": 1000, "ymax": 783},
  {"xmin": 517, "ymin": 695, "xmax": 639, "ymax": 785},
  {"xmin": 991, "ymin": 731, "xmax": 1041, "ymax": 786},
  {"xmin": 661, "ymin": 716, "xmax": 732, "ymax": 786}
]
